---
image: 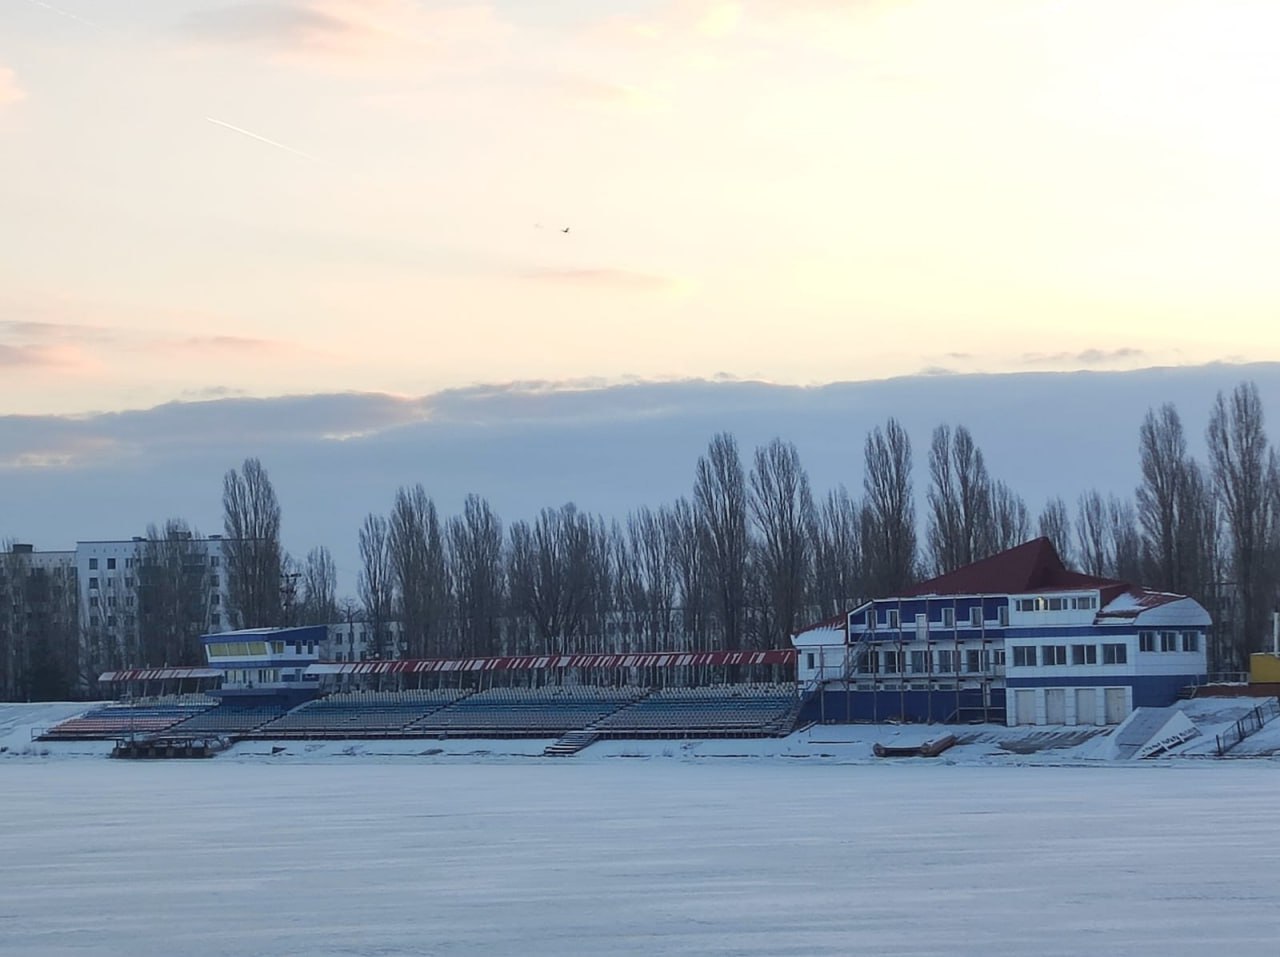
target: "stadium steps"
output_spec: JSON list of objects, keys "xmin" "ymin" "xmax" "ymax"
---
[{"xmin": 544, "ymin": 730, "xmax": 599, "ymax": 757}]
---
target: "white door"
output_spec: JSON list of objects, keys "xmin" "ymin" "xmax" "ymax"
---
[
  {"xmin": 1014, "ymin": 689, "xmax": 1037, "ymax": 725},
  {"xmin": 1074, "ymin": 688, "xmax": 1097, "ymax": 726},
  {"xmin": 1104, "ymin": 688, "xmax": 1128, "ymax": 724},
  {"xmin": 1045, "ymin": 688, "xmax": 1066, "ymax": 725}
]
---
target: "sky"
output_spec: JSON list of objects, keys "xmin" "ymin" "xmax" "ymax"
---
[
  {"xmin": 3, "ymin": 0, "xmax": 1280, "ymax": 416},
  {"xmin": 4, "ymin": 363, "xmax": 1278, "ymax": 593}
]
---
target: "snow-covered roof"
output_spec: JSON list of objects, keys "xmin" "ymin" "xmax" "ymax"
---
[{"xmin": 1096, "ymin": 590, "xmax": 1210, "ymax": 627}]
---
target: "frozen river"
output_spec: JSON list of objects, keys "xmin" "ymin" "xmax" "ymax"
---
[{"xmin": 4, "ymin": 760, "xmax": 1280, "ymax": 956}]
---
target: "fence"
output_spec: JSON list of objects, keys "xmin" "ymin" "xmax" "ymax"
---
[{"xmin": 1215, "ymin": 697, "xmax": 1280, "ymax": 756}]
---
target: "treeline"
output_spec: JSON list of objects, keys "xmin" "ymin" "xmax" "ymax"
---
[{"xmin": 1, "ymin": 381, "xmax": 1278, "ymax": 700}]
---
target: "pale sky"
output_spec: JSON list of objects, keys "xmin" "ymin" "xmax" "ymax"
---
[{"xmin": 3, "ymin": 0, "xmax": 1279, "ymax": 416}]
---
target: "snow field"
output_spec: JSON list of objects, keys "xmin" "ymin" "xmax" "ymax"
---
[{"xmin": 4, "ymin": 761, "xmax": 1280, "ymax": 957}]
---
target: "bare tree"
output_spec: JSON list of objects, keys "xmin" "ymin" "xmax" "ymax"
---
[
  {"xmin": 862, "ymin": 418, "xmax": 917, "ymax": 596},
  {"xmin": 812, "ymin": 486, "xmax": 862, "ymax": 618},
  {"xmin": 669, "ymin": 496, "xmax": 708, "ymax": 651},
  {"xmin": 617, "ymin": 506, "xmax": 678, "ymax": 652},
  {"xmin": 298, "ymin": 546, "xmax": 339, "ymax": 625},
  {"xmin": 507, "ymin": 505, "xmax": 609, "ymax": 656},
  {"xmin": 357, "ymin": 513, "xmax": 395, "ymax": 660},
  {"xmin": 0, "ymin": 543, "xmax": 80, "ymax": 701},
  {"xmin": 926, "ymin": 425, "xmax": 992, "ymax": 574},
  {"xmin": 988, "ymin": 480, "xmax": 1030, "ymax": 553},
  {"xmin": 748, "ymin": 438, "xmax": 816, "ymax": 647},
  {"xmin": 137, "ymin": 520, "xmax": 210, "ymax": 667},
  {"xmin": 1037, "ymin": 496, "xmax": 1073, "ymax": 564},
  {"xmin": 1207, "ymin": 382, "xmax": 1278, "ymax": 666},
  {"xmin": 1076, "ymin": 490, "xmax": 1111, "ymax": 577},
  {"xmin": 448, "ymin": 495, "xmax": 505, "ymax": 657},
  {"xmin": 389, "ymin": 485, "xmax": 451, "ymax": 658},
  {"xmin": 222, "ymin": 457, "xmax": 283, "ymax": 628},
  {"xmin": 694, "ymin": 433, "xmax": 748, "ymax": 651},
  {"xmin": 1108, "ymin": 496, "xmax": 1143, "ymax": 582},
  {"xmin": 1136, "ymin": 404, "xmax": 1190, "ymax": 591}
]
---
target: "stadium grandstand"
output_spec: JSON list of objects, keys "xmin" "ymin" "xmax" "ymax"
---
[{"xmin": 38, "ymin": 649, "xmax": 805, "ymax": 748}]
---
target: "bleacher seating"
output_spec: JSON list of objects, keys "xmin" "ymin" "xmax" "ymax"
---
[
  {"xmin": 407, "ymin": 685, "xmax": 646, "ymax": 737},
  {"xmin": 252, "ymin": 690, "xmax": 464, "ymax": 738},
  {"xmin": 165, "ymin": 703, "xmax": 289, "ymax": 735},
  {"xmin": 40, "ymin": 697, "xmax": 216, "ymax": 741},
  {"xmin": 594, "ymin": 683, "xmax": 799, "ymax": 737}
]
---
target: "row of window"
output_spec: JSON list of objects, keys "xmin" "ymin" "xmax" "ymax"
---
[
  {"xmin": 223, "ymin": 668, "xmax": 280, "ymax": 685},
  {"xmin": 1139, "ymin": 631, "xmax": 1199, "ymax": 653},
  {"xmin": 88, "ymin": 576, "xmax": 220, "ymax": 590},
  {"xmin": 872, "ymin": 606, "xmax": 1010, "ymax": 631},
  {"xmin": 843, "ymin": 648, "xmax": 1006, "ymax": 675},
  {"xmin": 87, "ymin": 556, "xmax": 221, "ymax": 570},
  {"xmin": 1012, "ymin": 643, "xmax": 1127, "ymax": 667},
  {"xmin": 1013, "ymin": 595, "xmax": 1098, "ymax": 612}
]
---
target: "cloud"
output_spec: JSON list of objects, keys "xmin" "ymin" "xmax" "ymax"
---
[
  {"xmin": 549, "ymin": 75, "xmax": 666, "ymax": 113},
  {"xmin": 150, "ymin": 335, "xmax": 302, "ymax": 358},
  {"xmin": 1020, "ymin": 347, "xmax": 1148, "ymax": 367},
  {"xmin": 0, "ymin": 66, "xmax": 25, "ymax": 107},
  {"xmin": 917, "ymin": 365, "xmax": 957, "ymax": 377},
  {"xmin": 181, "ymin": 0, "xmax": 511, "ymax": 72},
  {"xmin": 0, "ymin": 343, "xmax": 75, "ymax": 369},
  {"xmin": 522, "ymin": 268, "xmax": 683, "ymax": 291}
]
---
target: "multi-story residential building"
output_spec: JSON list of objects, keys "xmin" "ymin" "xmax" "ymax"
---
[{"xmin": 793, "ymin": 537, "xmax": 1210, "ymax": 726}]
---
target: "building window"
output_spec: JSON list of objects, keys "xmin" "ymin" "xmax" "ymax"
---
[
  {"xmin": 942, "ymin": 608, "xmax": 955, "ymax": 628},
  {"xmin": 210, "ymin": 613, "xmax": 220, "ymax": 626},
  {"xmin": 1103, "ymin": 643, "xmax": 1127, "ymax": 664},
  {"xmin": 1139, "ymin": 631, "xmax": 1156, "ymax": 652},
  {"xmin": 887, "ymin": 609, "xmax": 900, "ymax": 629},
  {"xmin": 210, "ymin": 556, "xmax": 220, "ymax": 567},
  {"xmin": 865, "ymin": 609, "xmax": 875, "ymax": 631},
  {"xmin": 1012, "ymin": 646, "xmax": 1037, "ymax": 667},
  {"xmin": 806, "ymin": 652, "xmax": 815, "ymax": 671},
  {"xmin": 211, "ymin": 593, "xmax": 220, "ymax": 605},
  {"xmin": 1046, "ymin": 597, "xmax": 1067, "ymax": 611},
  {"xmin": 1071, "ymin": 644, "xmax": 1097, "ymax": 665},
  {"xmin": 993, "ymin": 649, "xmax": 1006, "ymax": 668},
  {"xmin": 998, "ymin": 605, "xmax": 1010, "ymax": 627},
  {"xmin": 1160, "ymin": 632, "xmax": 1178, "ymax": 652},
  {"xmin": 1182, "ymin": 632, "xmax": 1199, "ymax": 653},
  {"xmin": 966, "ymin": 649, "xmax": 984, "ymax": 673},
  {"xmin": 1043, "ymin": 645, "xmax": 1068, "ymax": 666},
  {"xmin": 89, "ymin": 558, "xmax": 98, "ymax": 570},
  {"xmin": 882, "ymin": 651, "xmax": 901, "ymax": 673},
  {"xmin": 107, "ymin": 557, "xmax": 116, "ymax": 570},
  {"xmin": 272, "ymin": 641, "xmax": 284, "ymax": 654},
  {"xmin": 1072, "ymin": 595, "xmax": 1097, "ymax": 610},
  {"xmin": 910, "ymin": 650, "xmax": 928, "ymax": 674},
  {"xmin": 89, "ymin": 577, "xmax": 99, "ymax": 590},
  {"xmin": 89, "ymin": 596, "xmax": 99, "ymax": 607},
  {"xmin": 210, "ymin": 575, "xmax": 219, "ymax": 587},
  {"xmin": 937, "ymin": 649, "xmax": 956, "ymax": 673},
  {"xmin": 969, "ymin": 606, "xmax": 982, "ymax": 627}
]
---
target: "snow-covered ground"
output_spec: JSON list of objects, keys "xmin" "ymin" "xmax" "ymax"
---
[{"xmin": 5, "ymin": 760, "xmax": 1280, "ymax": 956}]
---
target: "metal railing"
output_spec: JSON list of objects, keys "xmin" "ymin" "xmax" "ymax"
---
[{"xmin": 1215, "ymin": 697, "xmax": 1280, "ymax": 756}]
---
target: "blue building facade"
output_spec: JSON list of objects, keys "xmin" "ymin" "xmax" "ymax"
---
[
  {"xmin": 793, "ymin": 539, "xmax": 1210, "ymax": 726},
  {"xmin": 201, "ymin": 625, "xmax": 328, "ymax": 706}
]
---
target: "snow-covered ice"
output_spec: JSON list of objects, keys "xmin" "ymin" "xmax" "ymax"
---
[{"xmin": 5, "ymin": 759, "xmax": 1280, "ymax": 956}]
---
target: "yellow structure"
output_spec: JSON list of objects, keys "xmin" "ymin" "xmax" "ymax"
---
[{"xmin": 1249, "ymin": 653, "xmax": 1280, "ymax": 683}]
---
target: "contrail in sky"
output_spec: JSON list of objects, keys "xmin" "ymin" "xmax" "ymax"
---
[
  {"xmin": 23, "ymin": 0, "xmax": 96, "ymax": 28},
  {"xmin": 204, "ymin": 117, "xmax": 319, "ymax": 162}
]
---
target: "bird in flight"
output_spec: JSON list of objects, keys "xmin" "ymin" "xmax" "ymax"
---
[{"xmin": 561, "ymin": 227, "xmax": 570, "ymax": 234}]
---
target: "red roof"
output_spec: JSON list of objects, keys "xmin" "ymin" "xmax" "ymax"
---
[{"xmin": 901, "ymin": 538, "xmax": 1126, "ymax": 598}]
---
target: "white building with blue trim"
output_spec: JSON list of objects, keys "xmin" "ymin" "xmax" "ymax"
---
[{"xmin": 793, "ymin": 538, "xmax": 1210, "ymax": 726}]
